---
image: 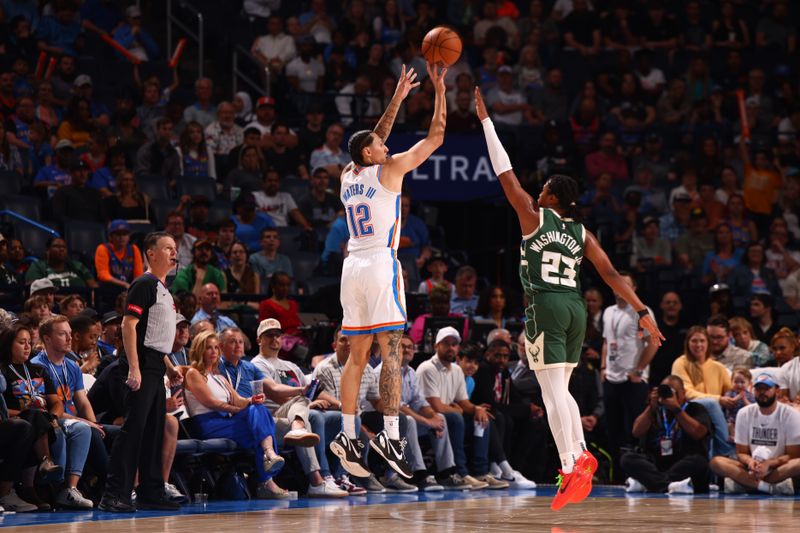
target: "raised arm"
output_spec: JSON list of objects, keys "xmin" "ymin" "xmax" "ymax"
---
[
  {"xmin": 584, "ymin": 230, "xmax": 665, "ymax": 345},
  {"xmin": 382, "ymin": 63, "xmax": 447, "ymax": 189},
  {"xmin": 373, "ymin": 64, "xmax": 419, "ymax": 143},
  {"xmin": 475, "ymin": 86, "xmax": 539, "ymax": 235}
]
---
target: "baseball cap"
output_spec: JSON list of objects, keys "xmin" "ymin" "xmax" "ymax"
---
[
  {"xmin": 257, "ymin": 318, "xmax": 283, "ymax": 338},
  {"xmin": 754, "ymin": 372, "xmax": 779, "ymax": 388},
  {"xmin": 486, "ymin": 328, "xmax": 511, "ymax": 347},
  {"xmin": 101, "ymin": 311, "xmax": 122, "ymax": 325},
  {"xmin": 176, "ymin": 313, "xmax": 190, "ymax": 325},
  {"xmin": 708, "ymin": 283, "xmax": 730, "ymax": 295},
  {"xmin": 690, "ymin": 207, "xmax": 706, "ymax": 220},
  {"xmin": 435, "ymin": 326, "xmax": 461, "ymax": 345},
  {"xmin": 55, "ymin": 139, "xmax": 74, "ymax": 151},
  {"xmin": 256, "ymin": 96, "xmax": 276, "ymax": 108},
  {"xmin": 642, "ymin": 216, "xmax": 659, "ymax": 227},
  {"xmin": 108, "ymin": 219, "xmax": 131, "ymax": 234},
  {"xmin": 125, "ymin": 5, "xmax": 142, "ymax": 17},
  {"xmin": 672, "ymin": 191, "xmax": 692, "ymax": 203},
  {"xmin": 193, "ymin": 239, "xmax": 213, "ymax": 250},
  {"xmin": 497, "ymin": 65, "xmax": 513, "ymax": 74},
  {"xmin": 425, "ymin": 253, "xmax": 447, "ymax": 268},
  {"xmin": 73, "ymin": 74, "xmax": 92, "ymax": 87},
  {"xmin": 30, "ymin": 278, "xmax": 56, "ymax": 294}
]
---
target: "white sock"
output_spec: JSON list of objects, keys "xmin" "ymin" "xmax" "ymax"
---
[
  {"xmin": 342, "ymin": 414, "xmax": 357, "ymax": 439},
  {"xmin": 384, "ymin": 415, "xmax": 400, "ymax": 440},
  {"xmin": 559, "ymin": 452, "xmax": 576, "ymax": 474},
  {"xmin": 757, "ymin": 481, "xmax": 771, "ymax": 493},
  {"xmin": 499, "ymin": 460, "xmax": 515, "ymax": 479},
  {"xmin": 574, "ymin": 440, "xmax": 587, "ymax": 454}
]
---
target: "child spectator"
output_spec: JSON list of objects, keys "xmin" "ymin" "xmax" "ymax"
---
[{"xmin": 724, "ymin": 367, "xmax": 755, "ymax": 440}]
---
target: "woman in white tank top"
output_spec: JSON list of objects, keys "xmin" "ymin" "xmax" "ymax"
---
[{"xmin": 184, "ymin": 331, "xmax": 288, "ymax": 498}]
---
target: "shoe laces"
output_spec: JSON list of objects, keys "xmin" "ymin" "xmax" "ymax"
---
[
  {"xmin": 396, "ymin": 437, "xmax": 407, "ymax": 454},
  {"xmin": 555, "ymin": 473, "xmax": 564, "ymax": 487}
]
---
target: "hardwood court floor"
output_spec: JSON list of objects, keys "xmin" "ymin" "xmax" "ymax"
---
[{"xmin": 2, "ymin": 488, "xmax": 799, "ymax": 532}]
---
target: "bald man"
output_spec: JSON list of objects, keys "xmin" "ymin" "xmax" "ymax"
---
[{"xmin": 190, "ymin": 283, "xmax": 238, "ymax": 332}]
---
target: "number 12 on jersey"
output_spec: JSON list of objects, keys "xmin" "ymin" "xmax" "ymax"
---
[{"xmin": 346, "ymin": 203, "xmax": 374, "ymax": 238}]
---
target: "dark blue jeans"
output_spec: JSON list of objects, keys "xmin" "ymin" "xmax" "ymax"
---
[{"xmin": 443, "ymin": 412, "xmax": 490, "ymax": 477}]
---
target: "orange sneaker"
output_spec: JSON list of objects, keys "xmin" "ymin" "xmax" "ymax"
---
[
  {"xmin": 570, "ymin": 451, "xmax": 598, "ymax": 503},
  {"xmin": 551, "ymin": 470, "xmax": 588, "ymax": 511}
]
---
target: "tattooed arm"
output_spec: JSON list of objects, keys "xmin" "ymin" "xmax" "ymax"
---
[
  {"xmin": 373, "ymin": 64, "xmax": 420, "ymax": 143},
  {"xmin": 377, "ymin": 329, "xmax": 404, "ymax": 416}
]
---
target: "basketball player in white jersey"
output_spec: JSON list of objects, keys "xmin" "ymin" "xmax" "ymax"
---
[{"xmin": 329, "ymin": 63, "xmax": 448, "ymax": 479}]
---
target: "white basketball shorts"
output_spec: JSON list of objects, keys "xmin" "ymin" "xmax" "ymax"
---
[{"xmin": 340, "ymin": 248, "xmax": 407, "ymax": 335}]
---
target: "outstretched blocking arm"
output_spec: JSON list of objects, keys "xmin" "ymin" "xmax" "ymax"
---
[
  {"xmin": 382, "ymin": 64, "xmax": 447, "ymax": 190},
  {"xmin": 373, "ymin": 64, "xmax": 419, "ymax": 143},
  {"xmin": 475, "ymin": 87, "xmax": 539, "ymax": 235},
  {"xmin": 584, "ymin": 230, "xmax": 665, "ymax": 346}
]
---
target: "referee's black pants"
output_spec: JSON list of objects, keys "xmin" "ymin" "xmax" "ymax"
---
[{"xmin": 104, "ymin": 361, "xmax": 166, "ymax": 501}]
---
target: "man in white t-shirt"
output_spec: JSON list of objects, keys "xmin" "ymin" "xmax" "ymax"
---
[
  {"xmin": 251, "ymin": 15, "xmax": 297, "ymax": 71},
  {"xmin": 780, "ymin": 354, "xmax": 800, "ymax": 402},
  {"xmin": 253, "ymin": 169, "xmax": 312, "ymax": 229},
  {"xmin": 710, "ymin": 372, "xmax": 800, "ymax": 495},
  {"xmin": 601, "ymin": 273, "xmax": 658, "ymax": 462}
]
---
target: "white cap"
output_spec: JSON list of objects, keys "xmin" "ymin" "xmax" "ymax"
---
[
  {"xmin": 435, "ymin": 326, "xmax": 461, "ymax": 345},
  {"xmin": 257, "ymin": 318, "xmax": 282, "ymax": 338},
  {"xmin": 30, "ymin": 278, "xmax": 56, "ymax": 294}
]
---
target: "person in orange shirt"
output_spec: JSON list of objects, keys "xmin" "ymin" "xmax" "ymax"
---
[
  {"xmin": 698, "ymin": 182, "xmax": 726, "ymax": 229},
  {"xmin": 94, "ymin": 220, "xmax": 144, "ymax": 290},
  {"xmin": 739, "ymin": 139, "xmax": 783, "ymax": 234}
]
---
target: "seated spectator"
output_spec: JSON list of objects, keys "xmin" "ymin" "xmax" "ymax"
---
[
  {"xmin": 254, "ymin": 169, "xmax": 312, "ymax": 229},
  {"xmin": 72, "ymin": 75, "xmax": 110, "ymax": 128},
  {"xmin": 56, "ymin": 97, "xmax": 93, "ymax": 148},
  {"xmin": 715, "ymin": 167, "xmax": 742, "ymax": 206},
  {"xmin": 225, "ymin": 144, "xmax": 266, "ymax": 195},
  {"xmin": 225, "ymin": 241, "xmax": 260, "ymax": 296},
  {"xmin": 474, "ymin": 285, "xmax": 512, "ymax": 329},
  {"xmin": 701, "ymin": 224, "xmax": 742, "ymax": 286},
  {"xmin": 28, "ymin": 279, "xmax": 56, "ymax": 312},
  {"xmin": 185, "ymin": 196, "xmax": 215, "ymax": 240},
  {"xmin": 319, "ymin": 214, "xmax": 348, "ymax": 274},
  {"xmin": 730, "ymin": 317, "xmax": 773, "ymax": 367},
  {"xmin": 765, "ymin": 219, "xmax": 800, "ymax": 294},
  {"xmin": 774, "ymin": 329, "xmax": 800, "ymax": 404},
  {"xmin": 450, "ymin": 265, "xmax": 480, "ymax": 315},
  {"xmin": 0, "ymin": 393, "xmax": 40, "ymax": 512},
  {"xmin": 25, "ymin": 237, "xmax": 98, "ymax": 290},
  {"xmin": 707, "ymin": 314, "xmax": 752, "ymax": 371},
  {"xmin": 182, "ymin": 78, "xmax": 217, "ymax": 129},
  {"xmin": 176, "ymin": 121, "xmax": 215, "ymax": 179},
  {"xmin": 60, "ymin": 294, "xmax": 86, "ymax": 320},
  {"xmin": 249, "ymin": 228, "xmax": 293, "ymax": 284},
  {"xmin": 97, "ymin": 311, "xmax": 122, "ymax": 361},
  {"xmin": 785, "ymin": 268, "xmax": 800, "ymax": 311},
  {"xmin": 486, "ymin": 66, "xmax": 539, "ymax": 128},
  {"xmin": 112, "ymin": 5, "xmax": 158, "ymax": 62},
  {"xmin": 749, "ymin": 294, "xmax": 780, "ymax": 345},
  {"xmin": 0, "ymin": 323, "xmax": 64, "ymax": 510},
  {"xmin": 622, "ymin": 375, "xmax": 711, "ymax": 494},
  {"xmin": 724, "ymin": 367, "xmax": 755, "ymax": 438},
  {"xmin": 134, "ymin": 118, "xmax": 180, "ymax": 179},
  {"xmin": 417, "ymin": 327, "xmax": 493, "ymax": 490},
  {"xmin": 674, "ymin": 208, "xmax": 713, "ymax": 273},
  {"xmin": 246, "ymin": 97, "xmax": 284, "ymax": 145},
  {"xmin": 755, "ymin": 0, "xmax": 795, "ymax": 54},
  {"xmin": 31, "ymin": 316, "xmax": 99, "ymax": 509},
  {"xmin": 417, "ymin": 254, "xmax": 453, "ymax": 296},
  {"xmin": 722, "ymin": 194, "xmax": 757, "ymax": 247},
  {"xmin": 560, "ymin": 0, "xmax": 601, "ymax": 57},
  {"xmin": 286, "ymin": 35, "xmax": 325, "ymax": 94},
  {"xmin": 264, "ymin": 123, "xmax": 308, "ymax": 179},
  {"xmin": 33, "ymin": 139, "xmax": 73, "ymax": 192},
  {"xmin": 36, "ymin": 2, "xmax": 82, "ymax": 57},
  {"xmin": 299, "ymin": 167, "xmax": 343, "ymax": 229},
  {"xmin": 409, "ymin": 285, "xmax": 468, "ymax": 345},
  {"xmin": 309, "ymin": 123, "xmax": 350, "ymax": 177},
  {"xmin": 709, "ymin": 373, "xmax": 800, "ymax": 495},
  {"xmin": 52, "ymin": 159, "xmax": 104, "ymax": 222},
  {"xmin": 183, "ymin": 330, "xmax": 290, "ymax": 499},
  {"xmin": 729, "ymin": 242, "xmax": 782, "ymax": 300},
  {"xmin": 447, "ymin": 88, "xmax": 481, "ymax": 134},
  {"xmin": 212, "ymin": 219, "xmax": 236, "ymax": 269},
  {"xmin": 585, "ymin": 131, "xmax": 628, "ymax": 184},
  {"xmin": 68, "ymin": 314, "xmax": 101, "ymax": 376},
  {"xmin": 711, "ymin": 1, "xmax": 750, "ymax": 50},
  {"xmin": 698, "ymin": 182, "xmax": 725, "ymax": 229},
  {"xmin": 94, "ymin": 220, "xmax": 144, "ymax": 291},
  {"xmin": 165, "ymin": 211, "xmax": 197, "ymax": 269},
  {"xmin": 398, "ymin": 192, "xmax": 431, "ymax": 270},
  {"xmin": 251, "ymin": 15, "xmax": 297, "ymax": 73},
  {"xmin": 204, "ymin": 101, "xmax": 243, "ymax": 169},
  {"xmin": 136, "ymin": 79, "xmax": 167, "ymax": 140},
  {"xmin": 82, "ymin": 132, "xmax": 114, "ymax": 196},
  {"xmin": 232, "ymin": 92, "xmax": 254, "ymax": 128},
  {"xmin": 191, "ymin": 283, "xmax": 237, "ymax": 333},
  {"xmin": 258, "ymin": 272, "xmax": 302, "ymax": 337},
  {"xmin": 0, "ymin": 120, "xmax": 23, "ymax": 174},
  {"xmin": 171, "ymin": 241, "xmax": 227, "ymax": 296},
  {"xmin": 671, "ymin": 326, "xmax": 734, "ymax": 458},
  {"xmin": 232, "ymin": 192, "xmax": 276, "ymax": 252},
  {"xmin": 631, "ymin": 216, "xmax": 672, "ymax": 271}
]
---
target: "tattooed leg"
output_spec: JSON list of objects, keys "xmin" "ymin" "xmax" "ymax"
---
[{"xmin": 377, "ymin": 329, "xmax": 403, "ymax": 416}]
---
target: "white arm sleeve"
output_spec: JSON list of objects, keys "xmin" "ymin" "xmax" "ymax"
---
[{"xmin": 481, "ymin": 117, "xmax": 513, "ymax": 176}]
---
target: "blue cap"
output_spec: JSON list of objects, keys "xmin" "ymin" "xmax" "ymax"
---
[
  {"xmin": 108, "ymin": 219, "xmax": 131, "ymax": 234},
  {"xmin": 754, "ymin": 372, "xmax": 779, "ymax": 388}
]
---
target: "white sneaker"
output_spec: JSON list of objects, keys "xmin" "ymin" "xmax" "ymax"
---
[
  {"xmin": 724, "ymin": 478, "xmax": 746, "ymax": 494},
  {"xmin": 505, "ymin": 470, "xmax": 537, "ymax": 490},
  {"xmin": 770, "ymin": 479, "xmax": 795, "ymax": 496},
  {"xmin": 56, "ymin": 487, "xmax": 94, "ymax": 509},
  {"xmin": 625, "ymin": 477, "xmax": 646, "ymax": 493},
  {"xmin": 489, "ymin": 462, "xmax": 503, "ymax": 478},
  {"xmin": 709, "ymin": 483, "xmax": 719, "ymax": 492},
  {"xmin": 0, "ymin": 489, "xmax": 37, "ymax": 512},
  {"xmin": 667, "ymin": 477, "xmax": 694, "ymax": 494},
  {"xmin": 165, "ymin": 482, "xmax": 187, "ymax": 503},
  {"xmin": 308, "ymin": 478, "xmax": 348, "ymax": 498}
]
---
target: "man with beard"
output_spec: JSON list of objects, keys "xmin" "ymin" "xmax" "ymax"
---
[
  {"xmin": 710, "ymin": 372, "xmax": 800, "ymax": 495},
  {"xmin": 649, "ymin": 292, "xmax": 688, "ymax": 387}
]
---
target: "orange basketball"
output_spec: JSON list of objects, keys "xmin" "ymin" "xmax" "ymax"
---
[{"xmin": 421, "ymin": 26, "xmax": 462, "ymax": 67}]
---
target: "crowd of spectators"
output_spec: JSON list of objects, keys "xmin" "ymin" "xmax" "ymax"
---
[{"xmin": 1, "ymin": 0, "xmax": 800, "ymax": 511}]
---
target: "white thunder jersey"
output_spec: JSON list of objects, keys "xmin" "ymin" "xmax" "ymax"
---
[
  {"xmin": 340, "ymin": 163, "xmax": 400, "ymax": 252},
  {"xmin": 339, "ymin": 163, "xmax": 406, "ymax": 335}
]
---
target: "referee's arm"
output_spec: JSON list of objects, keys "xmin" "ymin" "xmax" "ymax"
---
[{"xmin": 122, "ymin": 315, "xmax": 142, "ymax": 391}]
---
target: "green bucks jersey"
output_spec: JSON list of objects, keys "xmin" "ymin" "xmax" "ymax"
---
[{"xmin": 519, "ymin": 208, "xmax": 586, "ymax": 296}]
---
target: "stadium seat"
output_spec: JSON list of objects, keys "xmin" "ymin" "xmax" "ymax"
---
[
  {"xmin": 150, "ymin": 199, "xmax": 180, "ymax": 227},
  {"xmin": 281, "ymin": 177, "xmax": 310, "ymax": 204},
  {"xmin": 1, "ymin": 194, "xmax": 41, "ymax": 221},
  {"xmin": 290, "ymin": 251, "xmax": 320, "ymax": 283},
  {"xmin": 136, "ymin": 175, "xmax": 171, "ymax": 201},
  {"xmin": 0, "ymin": 171, "xmax": 22, "ymax": 195},
  {"xmin": 14, "ymin": 224, "xmax": 56, "ymax": 258},
  {"xmin": 64, "ymin": 221, "xmax": 108, "ymax": 257},
  {"xmin": 208, "ymin": 200, "xmax": 233, "ymax": 226},
  {"xmin": 277, "ymin": 226, "xmax": 304, "ymax": 254},
  {"xmin": 176, "ymin": 177, "xmax": 217, "ymax": 200},
  {"xmin": 304, "ymin": 276, "xmax": 339, "ymax": 295}
]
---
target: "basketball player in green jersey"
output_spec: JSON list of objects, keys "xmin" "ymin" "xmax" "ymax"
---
[{"xmin": 474, "ymin": 87, "xmax": 664, "ymax": 510}]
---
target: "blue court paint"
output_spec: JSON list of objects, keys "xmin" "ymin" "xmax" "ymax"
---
[{"xmin": 0, "ymin": 487, "xmax": 795, "ymax": 528}]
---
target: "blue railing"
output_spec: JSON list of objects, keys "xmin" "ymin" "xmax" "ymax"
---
[{"xmin": 0, "ymin": 210, "xmax": 60, "ymax": 238}]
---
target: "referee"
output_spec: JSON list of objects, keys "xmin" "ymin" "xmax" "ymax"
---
[{"xmin": 99, "ymin": 232, "xmax": 181, "ymax": 512}]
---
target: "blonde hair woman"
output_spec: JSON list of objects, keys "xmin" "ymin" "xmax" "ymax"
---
[
  {"xmin": 729, "ymin": 317, "xmax": 773, "ymax": 367},
  {"xmin": 771, "ymin": 328, "xmax": 800, "ymax": 403},
  {"xmin": 184, "ymin": 330, "xmax": 289, "ymax": 498},
  {"xmin": 671, "ymin": 326, "xmax": 735, "ymax": 456}
]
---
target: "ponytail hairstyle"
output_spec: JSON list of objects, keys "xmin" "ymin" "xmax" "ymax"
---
[
  {"xmin": 546, "ymin": 174, "xmax": 581, "ymax": 218},
  {"xmin": 348, "ymin": 130, "xmax": 374, "ymax": 167}
]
